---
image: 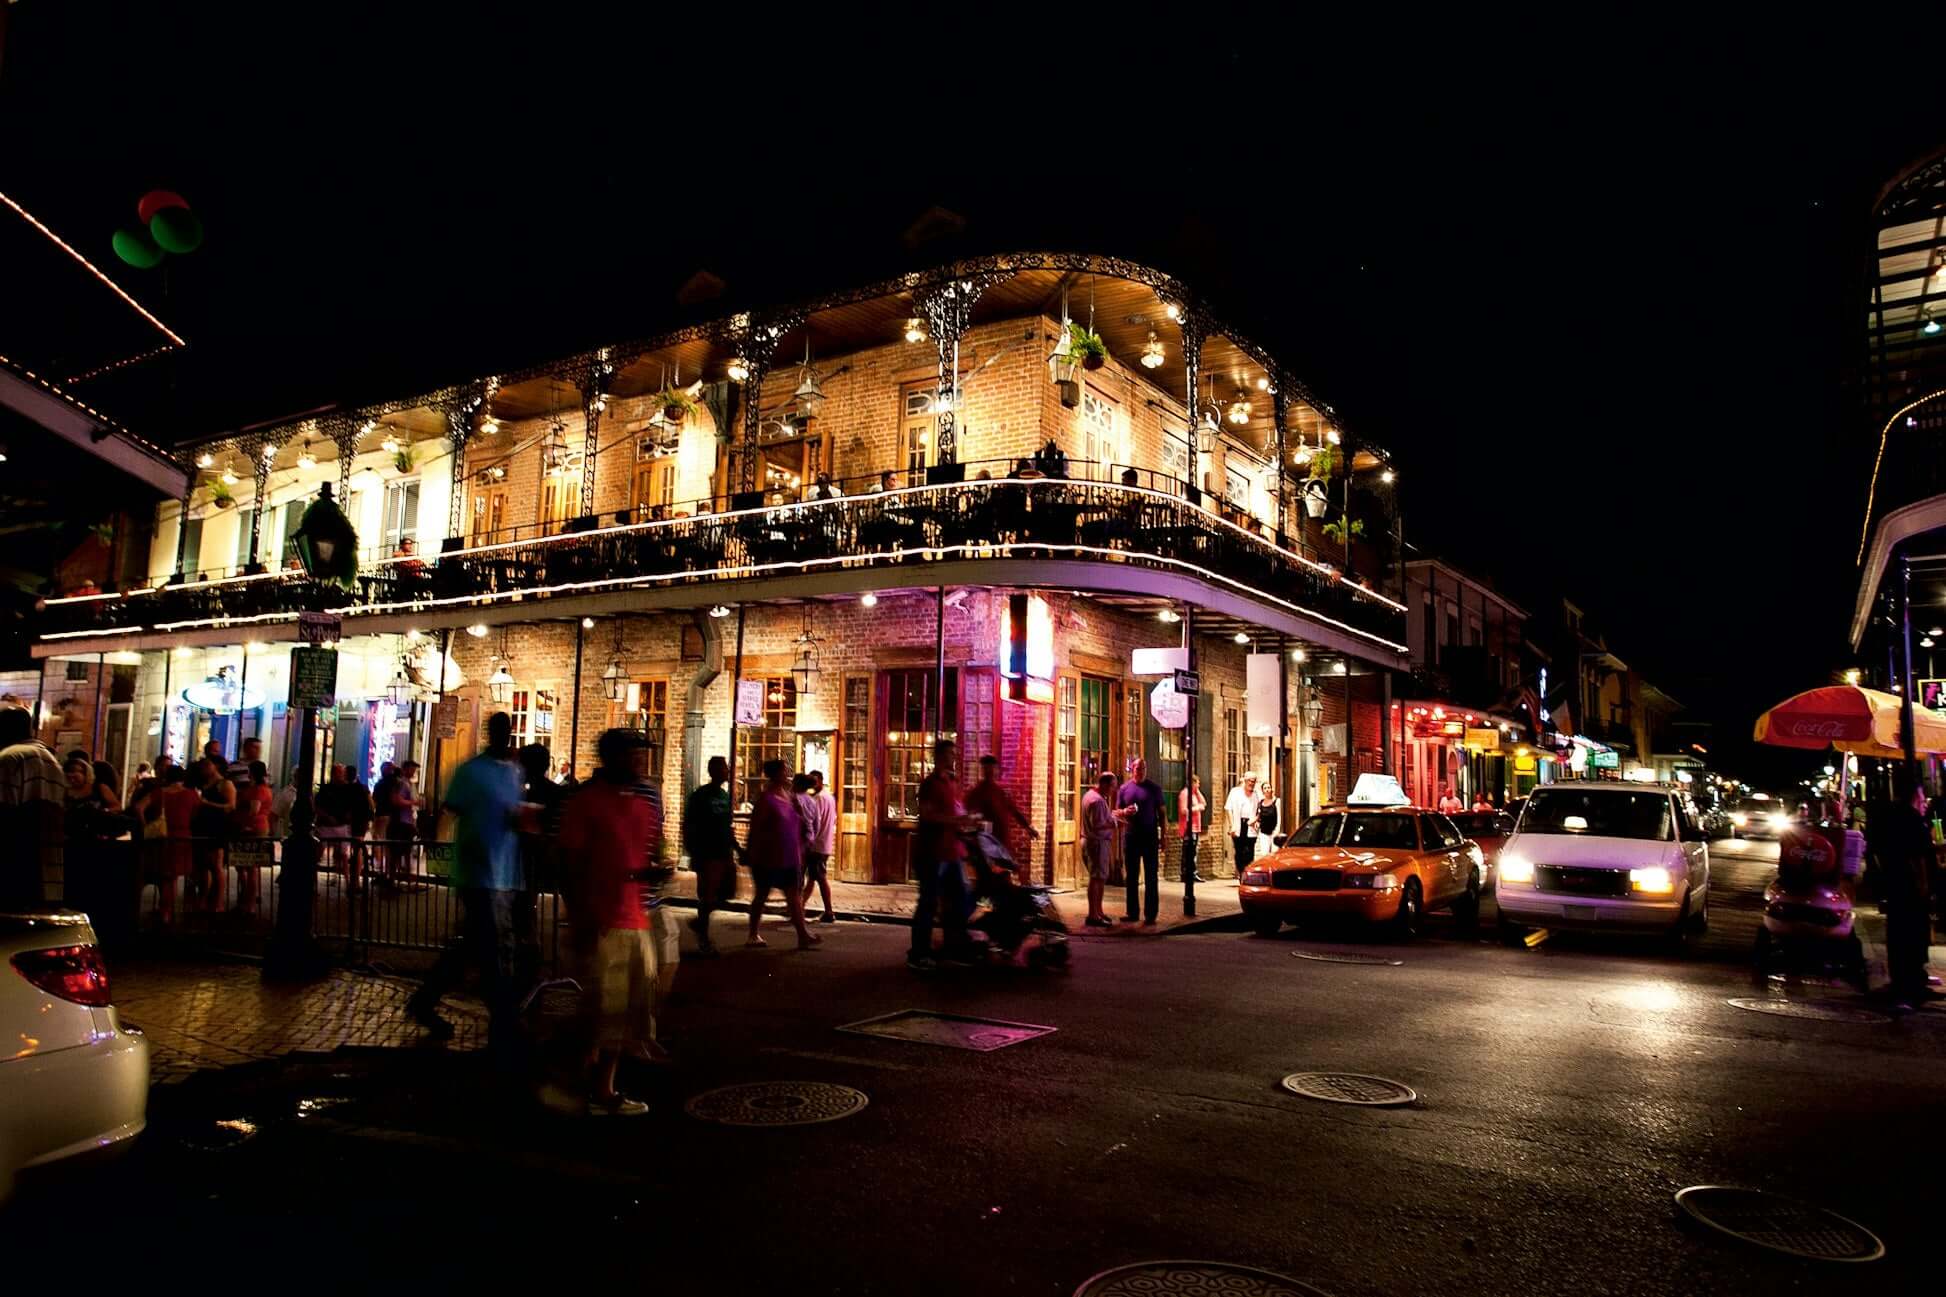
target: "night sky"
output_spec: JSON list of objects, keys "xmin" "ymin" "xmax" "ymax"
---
[{"xmin": 4, "ymin": 9, "xmax": 1934, "ymax": 785}]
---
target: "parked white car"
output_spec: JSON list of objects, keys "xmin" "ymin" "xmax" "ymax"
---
[
  {"xmin": 1, "ymin": 908, "xmax": 148, "ymax": 1200},
  {"xmin": 1496, "ymin": 782, "xmax": 1710, "ymax": 948}
]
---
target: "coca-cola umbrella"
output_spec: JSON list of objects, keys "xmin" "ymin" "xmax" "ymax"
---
[{"xmin": 1752, "ymin": 685, "xmax": 1946, "ymax": 757}]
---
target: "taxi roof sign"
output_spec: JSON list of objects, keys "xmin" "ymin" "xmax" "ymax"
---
[{"xmin": 1347, "ymin": 773, "xmax": 1410, "ymax": 806}]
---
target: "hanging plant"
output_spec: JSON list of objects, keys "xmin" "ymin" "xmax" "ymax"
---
[
  {"xmin": 393, "ymin": 446, "xmax": 416, "ymax": 474},
  {"xmin": 210, "ymin": 481, "xmax": 235, "ymax": 509},
  {"xmin": 1321, "ymin": 514, "xmax": 1364, "ymax": 545},
  {"xmin": 1066, "ymin": 321, "xmax": 1108, "ymax": 371},
  {"xmin": 655, "ymin": 388, "xmax": 698, "ymax": 424},
  {"xmin": 1306, "ymin": 444, "xmax": 1337, "ymax": 483}
]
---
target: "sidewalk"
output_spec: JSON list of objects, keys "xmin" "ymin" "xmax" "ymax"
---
[{"xmin": 658, "ymin": 869, "xmax": 1241, "ymax": 934}]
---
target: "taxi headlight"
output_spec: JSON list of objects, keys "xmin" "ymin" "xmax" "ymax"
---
[
  {"xmin": 1241, "ymin": 867, "xmax": 1272, "ymax": 887},
  {"xmin": 1344, "ymin": 873, "xmax": 1399, "ymax": 891},
  {"xmin": 1499, "ymin": 855, "xmax": 1534, "ymax": 884},
  {"xmin": 1629, "ymin": 866, "xmax": 1675, "ymax": 895}
]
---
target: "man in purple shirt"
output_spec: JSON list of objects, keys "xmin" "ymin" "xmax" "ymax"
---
[{"xmin": 1116, "ymin": 758, "xmax": 1165, "ymax": 925}]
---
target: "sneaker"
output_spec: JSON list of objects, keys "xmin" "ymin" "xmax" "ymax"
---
[
  {"xmin": 906, "ymin": 954, "xmax": 937, "ymax": 973},
  {"xmin": 588, "ymin": 1094, "xmax": 650, "ymax": 1117},
  {"xmin": 818, "ymin": 913, "xmax": 837, "ymax": 924},
  {"xmin": 1119, "ymin": 915, "xmax": 1140, "ymax": 924},
  {"xmin": 1084, "ymin": 916, "xmax": 1113, "ymax": 928}
]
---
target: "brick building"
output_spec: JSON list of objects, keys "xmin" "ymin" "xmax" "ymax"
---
[{"xmin": 32, "ymin": 254, "xmax": 1410, "ymax": 888}]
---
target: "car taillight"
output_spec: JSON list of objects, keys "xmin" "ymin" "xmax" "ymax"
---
[{"xmin": 10, "ymin": 943, "xmax": 113, "ymax": 1006}]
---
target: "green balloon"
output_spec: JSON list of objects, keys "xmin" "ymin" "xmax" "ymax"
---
[
  {"xmin": 112, "ymin": 227, "xmax": 164, "ymax": 269},
  {"xmin": 149, "ymin": 207, "xmax": 203, "ymax": 254}
]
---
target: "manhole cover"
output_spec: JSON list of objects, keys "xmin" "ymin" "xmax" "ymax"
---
[
  {"xmin": 1675, "ymin": 1186, "xmax": 1884, "ymax": 1262},
  {"xmin": 1074, "ymin": 1260, "xmax": 1333, "ymax": 1296},
  {"xmin": 684, "ymin": 1081, "xmax": 869, "ymax": 1127},
  {"xmin": 838, "ymin": 1009, "xmax": 1056, "ymax": 1051},
  {"xmin": 1280, "ymin": 1072, "xmax": 1417, "ymax": 1106},
  {"xmin": 177, "ymin": 1117, "xmax": 260, "ymax": 1151},
  {"xmin": 1727, "ymin": 998, "xmax": 1890, "ymax": 1025},
  {"xmin": 1292, "ymin": 949, "xmax": 1402, "ymax": 966}
]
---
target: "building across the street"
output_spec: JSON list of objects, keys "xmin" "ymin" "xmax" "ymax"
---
[{"xmin": 28, "ymin": 254, "xmax": 1414, "ymax": 890}]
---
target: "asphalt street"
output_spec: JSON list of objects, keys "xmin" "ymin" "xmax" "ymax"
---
[{"xmin": 7, "ymin": 838, "xmax": 1942, "ymax": 1296}]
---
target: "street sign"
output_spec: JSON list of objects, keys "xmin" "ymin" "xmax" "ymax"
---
[
  {"xmin": 1173, "ymin": 668, "xmax": 1200, "ymax": 697},
  {"xmin": 433, "ymin": 696, "xmax": 460, "ymax": 739},
  {"xmin": 297, "ymin": 611, "xmax": 342, "ymax": 646},
  {"xmin": 288, "ymin": 647, "xmax": 339, "ymax": 710},
  {"xmin": 1150, "ymin": 677, "xmax": 1188, "ymax": 730},
  {"xmin": 1589, "ymin": 749, "xmax": 1620, "ymax": 770},
  {"xmin": 734, "ymin": 678, "xmax": 766, "ymax": 726}
]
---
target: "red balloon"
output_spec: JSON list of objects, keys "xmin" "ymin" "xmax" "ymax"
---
[{"xmin": 137, "ymin": 189, "xmax": 189, "ymax": 224}]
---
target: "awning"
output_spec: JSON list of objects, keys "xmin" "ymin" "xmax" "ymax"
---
[{"xmin": 1753, "ymin": 684, "xmax": 1946, "ymax": 758}]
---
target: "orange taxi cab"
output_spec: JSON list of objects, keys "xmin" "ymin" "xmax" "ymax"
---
[{"xmin": 1239, "ymin": 803, "xmax": 1486, "ymax": 939}]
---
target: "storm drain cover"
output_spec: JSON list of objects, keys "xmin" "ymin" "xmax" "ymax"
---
[
  {"xmin": 838, "ymin": 1009, "xmax": 1056, "ymax": 1051},
  {"xmin": 1292, "ymin": 949, "xmax": 1402, "ymax": 966},
  {"xmin": 1280, "ymin": 1072, "xmax": 1417, "ymax": 1107},
  {"xmin": 1727, "ymin": 997, "xmax": 1890, "ymax": 1025},
  {"xmin": 1675, "ymin": 1186, "xmax": 1884, "ymax": 1262},
  {"xmin": 683, "ymin": 1081, "xmax": 868, "ymax": 1127},
  {"xmin": 1074, "ymin": 1260, "xmax": 1333, "ymax": 1296}
]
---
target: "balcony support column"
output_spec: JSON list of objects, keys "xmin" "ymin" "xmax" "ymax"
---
[
  {"xmin": 732, "ymin": 313, "xmax": 801, "ymax": 496},
  {"xmin": 579, "ymin": 352, "xmax": 611, "ymax": 519},
  {"xmin": 248, "ymin": 434, "xmax": 272, "ymax": 573},
  {"xmin": 172, "ymin": 477, "xmax": 193, "ymax": 582},
  {"xmin": 915, "ymin": 271, "xmax": 1008, "ymax": 466},
  {"xmin": 332, "ymin": 421, "xmax": 360, "ymax": 511},
  {"xmin": 1179, "ymin": 309, "xmax": 1207, "ymax": 499},
  {"xmin": 1271, "ymin": 386, "xmax": 1290, "ymax": 546},
  {"xmin": 442, "ymin": 385, "xmax": 487, "ymax": 543}
]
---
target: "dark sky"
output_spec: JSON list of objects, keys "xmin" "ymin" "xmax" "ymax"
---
[{"xmin": 4, "ymin": 8, "xmax": 1935, "ymax": 786}]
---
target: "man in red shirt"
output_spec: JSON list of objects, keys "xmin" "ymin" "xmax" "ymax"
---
[{"xmin": 559, "ymin": 728, "xmax": 664, "ymax": 1116}]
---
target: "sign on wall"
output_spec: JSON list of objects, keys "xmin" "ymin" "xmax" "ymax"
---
[
  {"xmin": 1000, "ymin": 592, "xmax": 1054, "ymax": 703},
  {"xmin": 1245, "ymin": 654, "xmax": 1279, "ymax": 738},
  {"xmin": 433, "ymin": 696, "xmax": 460, "ymax": 739},
  {"xmin": 288, "ymin": 647, "xmax": 338, "ymax": 710},
  {"xmin": 1150, "ymin": 677, "xmax": 1188, "ymax": 730},
  {"xmin": 734, "ymin": 678, "xmax": 766, "ymax": 726},
  {"xmin": 297, "ymin": 611, "xmax": 342, "ymax": 646}
]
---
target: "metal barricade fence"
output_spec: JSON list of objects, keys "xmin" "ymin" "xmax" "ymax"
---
[{"xmin": 107, "ymin": 833, "xmax": 561, "ymax": 972}]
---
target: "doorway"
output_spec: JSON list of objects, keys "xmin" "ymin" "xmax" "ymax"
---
[{"xmin": 870, "ymin": 667, "xmax": 958, "ymax": 883}]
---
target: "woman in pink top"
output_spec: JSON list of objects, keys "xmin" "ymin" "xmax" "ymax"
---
[{"xmin": 744, "ymin": 759, "xmax": 819, "ymax": 950}]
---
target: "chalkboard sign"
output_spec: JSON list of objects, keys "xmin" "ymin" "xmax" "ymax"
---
[{"xmin": 288, "ymin": 647, "xmax": 339, "ymax": 710}]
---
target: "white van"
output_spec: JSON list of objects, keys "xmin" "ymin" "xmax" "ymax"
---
[{"xmin": 1496, "ymin": 782, "xmax": 1709, "ymax": 947}]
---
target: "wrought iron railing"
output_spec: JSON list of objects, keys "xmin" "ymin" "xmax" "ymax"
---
[{"xmin": 38, "ymin": 476, "xmax": 1407, "ymax": 649}]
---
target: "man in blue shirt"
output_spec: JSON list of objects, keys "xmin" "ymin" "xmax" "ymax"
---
[
  {"xmin": 1116, "ymin": 758, "xmax": 1166, "ymax": 925},
  {"xmin": 408, "ymin": 711, "xmax": 525, "ymax": 1065}
]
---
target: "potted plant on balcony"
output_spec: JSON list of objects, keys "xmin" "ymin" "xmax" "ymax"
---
[
  {"xmin": 656, "ymin": 387, "xmax": 698, "ymax": 425},
  {"xmin": 210, "ymin": 480, "xmax": 235, "ymax": 509},
  {"xmin": 1067, "ymin": 321, "xmax": 1108, "ymax": 372},
  {"xmin": 1302, "ymin": 445, "xmax": 1335, "ymax": 519},
  {"xmin": 1321, "ymin": 513, "xmax": 1364, "ymax": 546}
]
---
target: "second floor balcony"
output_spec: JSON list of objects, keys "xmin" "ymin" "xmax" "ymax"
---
[{"xmin": 38, "ymin": 466, "xmax": 1408, "ymax": 662}]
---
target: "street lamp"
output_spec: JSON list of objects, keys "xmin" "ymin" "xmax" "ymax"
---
[
  {"xmin": 386, "ymin": 658, "xmax": 415, "ymax": 707},
  {"xmin": 601, "ymin": 620, "xmax": 628, "ymax": 703},
  {"xmin": 790, "ymin": 605, "xmax": 821, "ymax": 697}
]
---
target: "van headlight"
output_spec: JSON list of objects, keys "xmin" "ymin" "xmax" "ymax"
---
[
  {"xmin": 1499, "ymin": 855, "xmax": 1534, "ymax": 884},
  {"xmin": 1767, "ymin": 812, "xmax": 1789, "ymax": 831},
  {"xmin": 1730, "ymin": 812, "xmax": 1748, "ymax": 827},
  {"xmin": 1629, "ymin": 866, "xmax": 1675, "ymax": 895}
]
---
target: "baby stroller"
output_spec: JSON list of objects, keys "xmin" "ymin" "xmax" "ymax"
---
[{"xmin": 964, "ymin": 828, "xmax": 1071, "ymax": 971}]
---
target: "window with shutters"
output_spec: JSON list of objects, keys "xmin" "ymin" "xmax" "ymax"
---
[
  {"xmin": 179, "ymin": 515, "xmax": 204, "ymax": 576},
  {"xmin": 509, "ymin": 689, "xmax": 555, "ymax": 758},
  {"xmin": 633, "ymin": 456, "xmax": 677, "ymax": 514},
  {"xmin": 1078, "ymin": 388, "xmax": 1118, "ymax": 478},
  {"xmin": 882, "ymin": 668, "xmax": 956, "ymax": 820},
  {"xmin": 235, "ymin": 506, "xmax": 258, "ymax": 569},
  {"xmin": 1123, "ymin": 684, "xmax": 1144, "ymax": 776},
  {"xmin": 900, "ymin": 384, "xmax": 936, "ymax": 479},
  {"xmin": 381, "ymin": 481, "xmax": 420, "ymax": 552},
  {"xmin": 1224, "ymin": 706, "xmax": 1243, "ymax": 796},
  {"xmin": 622, "ymin": 679, "xmax": 669, "ymax": 783},
  {"xmin": 1056, "ymin": 676, "xmax": 1078, "ymax": 825}
]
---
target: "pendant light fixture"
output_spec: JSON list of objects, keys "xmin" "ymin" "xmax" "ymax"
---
[
  {"xmin": 297, "ymin": 441, "xmax": 317, "ymax": 471},
  {"xmin": 487, "ymin": 626, "xmax": 514, "ymax": 705},
  {"xmin": 387, "ymin": 656, "xmax": 416, "ymax": 707},
  {"xmin": 220, "ymin": 462, "xmax": 240, "ymax": 486},
  {"xmin": 793, "ymin": 337, "xmax": 826, "ymax": 419},
  {"xmin": 790, "ymin": 604, "xmax": 821, "ymax": 697},
  {"xmin": 1140, "ymin": 330, "xmax": 1166, "ymax": 369},
  {"xmin": 1227, "ymin": 388, "xmax": 1252, "ymax": 425},
  {"xmin": 600, "ymin": 619, "xmax": 629, "ymax": 703}
]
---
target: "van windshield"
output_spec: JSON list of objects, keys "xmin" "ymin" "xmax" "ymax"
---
[{"xmin": 1522, "ymin": 788, "xmax": 1672, "ymax": 841}]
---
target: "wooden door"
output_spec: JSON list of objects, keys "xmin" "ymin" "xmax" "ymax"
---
[
  {"xmin": 471, "ymin": 486, "xmax": 509, "ymax": 545},
  {"xmin": 872, "ymin": 667, "xmax": 957, "ymax": 883},
  {"xmin": 835, "ymin": 674, "xmax": 873, "ymax": 882},
  {"xmin": 1053, "ymin": 673, "xmax": 1080, "ymax": 889},
  {"xmin": 633, "ymin": 457, "xmax": 677, "ymax": 516}
]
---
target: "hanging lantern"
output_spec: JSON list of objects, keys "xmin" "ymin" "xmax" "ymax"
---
[
  {"xmin": 601, "ymin": 621, "xmax": 628, "ymax": 702},
  {"xmin": 387, "ymin": 660, "xmax": 415, "ymax": 707},
  {"xmin": 487, "ymin": 662, "xmax": 514, "ymax": 705},
  {"xmin": 794, "ymin": 369, "xmax": 826, "ymax": 419},
  {"xmin": 790, "ymin": 604, "xmax": 820, "ymax": 696}
]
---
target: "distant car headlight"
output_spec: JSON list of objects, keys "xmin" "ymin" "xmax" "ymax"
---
[
  {"xmin": 1767, "ymin": 812, "xmax": 1790, "ymax": 831},
  {"xmin": 1629, "ymin": 866, "xmax": 1675, "ymax": 894},
  {"xmin": 1730, "ymin": 812, "xmax": 1748, "ymax": 827},
  {"xmin": 1342, "ymin": 872, "xmax": 1400, "ymax": 891},
  {"xmin": 1499, "ymin": 855, "xmax": 1534, "ymax": 884},
  {"xmin": 1241, "ymin": 867, "xmax": 1272, "ymax": 887}
]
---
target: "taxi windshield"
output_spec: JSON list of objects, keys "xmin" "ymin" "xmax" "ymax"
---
[{"xmin": 1288, "ymin": 813, "xmax": 1420, "ymax": 850}]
